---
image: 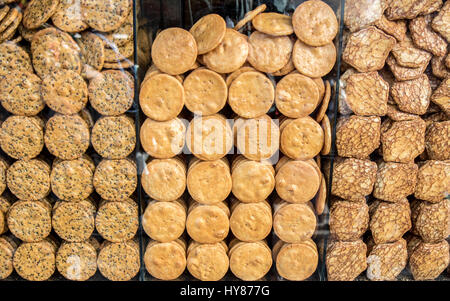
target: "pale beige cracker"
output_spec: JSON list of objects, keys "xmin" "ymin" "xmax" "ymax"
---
[
  {"xmin": 141, "ymin": 158, "xmax": 186, "ymax": 202},
  {"xmin": 280, "ymin": 116, "xmax": 324, "ymax": 160},
  {"xmin": 231, "ymin": 158, "xmax": 274, "ymax": 203},
  {"xmin": 183, "ymin": 68, "xmax": 227, "ymax": 115},
  {"xmin": 230, "ymin": 202, "xmax": 272, "ymax": 242},
  {"xmin": 228, "ymin": 71, "xmax": 274, "ymax": 118},
  {"xmin": 273, "ymin": 200, "xmax": 316, "ymax": 243},
  {"xmin": 235, "ymin": 114, "xmax": 279, "ymax": 161},
  {"xmin": 189, "ymin": 14, "xmax": 226, "ymax": 54},
  {"xmin": 142, "ymin": 200, "xmax": 186, "ymax": 242},
  {"xmin": 315, "ymin": 80, "xmax": 331, "ymax": 123},
  {"xmin": 151, "ymin": 27, "xmax": 197, "ymax": 75},
  {"xmin": 252, "ymin": 12, "xmax": 293, "ymax": 36},
  {"xmin": 186, "ymin": 114, "xmax": 233, "ymax": 160},
  {"xmin": 187, "ymin": 204, "xmax": 229, "ymax": 244},
  {"xmin": 293, "ymin": 40, "xmax": 336, "ymax": 78},
  {"xmin": 144, "ymin": 241, "xmax": 186, "ymax": 280},
  {"xmin": 140, "ymin": 73, "xmax": 184, "ymax": 121},
  {"xmin": 203, "ymin": 28, "xmax": 248, "ymax": 74},
  {"xmin": 293, "ymin": 0, "xmax": 338, "ymax": 46},
  {"xmin": 247, "ymin": 31, "xmax": 293, "ymax": 73},
  {"xmin": 275, "ymin": 73, "xmax": 320, "ymax": 118},
  {"xmin": 234, "ymin": 4, "xmax": 266, "ymax": 31},
  {"xmin": 187, "ymin": 159, "xmax": 231, "ymax": 204},
  {"xmin": 275, "ymin": 159, "xmax": 321, "ymax": 204},
  {"xmin": 229, "ymin": 241, "xmax": 272, "ymax": 281},
  {"xmin": 140, "ymin": 118, "xmax": 186, "ymax": 159},
  {"xmin": 275, "ymin": 241, "xmax": 318, "ymax": 281}
]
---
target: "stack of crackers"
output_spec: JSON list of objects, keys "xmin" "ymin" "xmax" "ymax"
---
[
  {"xmin": 327, "ymin": 0, "xmax": 449, "ymax": 281},
  {"xmin": 139, "ymin": 0, "xmax": 338, "ymax": 281},
  {"xmin": 0, "ymin": 0, "xmax": 140, "ymax": 281}
]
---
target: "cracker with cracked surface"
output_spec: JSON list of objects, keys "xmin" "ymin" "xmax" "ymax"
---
[
  {"xmin": 385, "ymin": 0, "xmax": 429, "ymax": 20},
  {"xmin": 386, "ymin": 54, "xmax": 428, "ymax": 81},
  {"xmin": 366, "ymin": 239, "xmax": 408, "ymax": 281},
  {"xmin": 336, "ymin": 115, "xmax": 381, "ymax": 159},
  {"xmin": 344, "ymin": 0, "xmax": 385, "ymax": 32},
  {"xmin": 391, "ymin": 74, "xmax": 431, "ymax": 115},
  {"xmin": 409, "ymin": 15, "xmax": 447, "ymax": 57},
  {"xmin": 386, "ymin": 104, "xmax": 421, "ymax": 121},
  {"xmin": 346, "ymin": 71, "xmax": 389, "ymax": 116},
  {"xmin": 431, "ymin": 0, "xmax": 450, "ymax": 42},
  {"xmin": 412, "ymin": 199, "xmax": 449, "ymax": 243},
  {"xmin": 431, "ymin": 55, "xmax": 450, "ymax": 79},
  {"xmin": 430, "ymin": 78, "xmax": 450, "ymax": 115},
  {"xmin": 425, "ymin": 121, "xmax": 450, "ymax": 160},
  {"xmin": 369, "ymin": 199, "xmax": 411, "ymax": 244},
  {"xmin": 381, "ymin": 118, "xmax": 426, "ymax": 163},
  {"xmin": 373, "ymin": 161, "xmax": 418, "ymax": 202},
  {"xmin": 375, "ymin": 15, "xmax": 407, "ymax": 41},
  {"xmin": 343, "ymin": 26, "xmax": 396, "ymax": 72},
  {"xmin": 331, "ymin": 157, "xmax": 377, "ymax": 201},
  {"xmin": 410, "ymin": 240, "xmax": 449, "ymax": 280},
  {"xmin": 329, "ymin": 200, "xmax": 369, "ymax": 242},
  {"xmin": 414, "ymin": 160, "xmax": 450, "ymax": 202},
  {"xmin": 391, "ymin": 36, "xmax": 432, "ymax": 68},
  {"xmin": 326, "ymin": 239, "xmax": 367, "ymax": 281}
]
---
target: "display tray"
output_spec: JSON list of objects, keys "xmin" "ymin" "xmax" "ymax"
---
[{"xmin": 136, "ymin": 0, "xmax": 345, "ymax": 281}]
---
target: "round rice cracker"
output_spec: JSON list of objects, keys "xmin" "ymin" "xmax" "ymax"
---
[
  {"xmin": 190, "ymin": 14, "xmax": 226, "ymax": 54},
  {"xmin": 247, "ymin": 31, "xmax": 293, "ymax": 73},
  {"xmin": 292, "ymin": 0, "xmax": 338, "ymax": 46},
  {"xmin": 0, "ymin": 70, "xmax": 45, "ymax": 116},
  {"xmin": 151, "ymin": 27, "xmax": 197, "ymax": 75},
  {"xmin": 275, "ymin": 73, "xmax": 320, "ymax": 118},
  {"xmin": 315, "ymin": 80, "xmax": 331, "ymax": 123},
  {"xmin": 203, "ymin": 28, "xmax": 248, "ymax": 74},
  {"xmin": 293, "ymin": 39, "xmax": 336, "ymax": 78},
  {"xmin": 271, "ymin": 56, "xmax": 295, "ymax": 76},
  {"xmin": 76, "ymin": 31, "xmax": 105, "ymax": 72},
  {"xmin": 51, "ymin": 0, "xmax": 89, "ymax": 33},
  {"xmin": 320, "ymin": 114, "xmax": 331, "ymax": 155},
  {"xmin": 32, "ymin": 36, "xmax": 82, "ymax": 79},
  {"xmin": 140, "ymin": 74, "xmax": 184, "ymax": 121},
  {"xmin": 226, "ymin": 66, "xmax": 255, "ymax": 87},
  {"xmin": 183, "ymin": 68, "xmax": 227, "ymax": 115},
  {"xmin": 0, "ymin": 42, "xmax": 33, "ymax": 76},
  {"xmin": 23, "ymin": 0, "xmax": 60, "ymax": 29},
  {"xmin": 88, "ymin": 70, "xmax": 134, "ymax": 116},
  {"xmin": 228, "ymin": 71, "xmax": 274, "ymax": 118},
  {"xmin": 234, "ymin": 4, "xmax": 267, "ymax": 31},
  {"xmin": 80, "ymin": 0, "xmax": 131, "ymax": 32},
  {"xmin": 0, "ymin": 6, "xmax": 19, "ymax": 33},
  {"xmin": 42, "ymin": 69, "xmax": 88, "ymax": 114},
  {"xmin": 252, "ymin": 13, "xmax": 294, "ymax": 36}
]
